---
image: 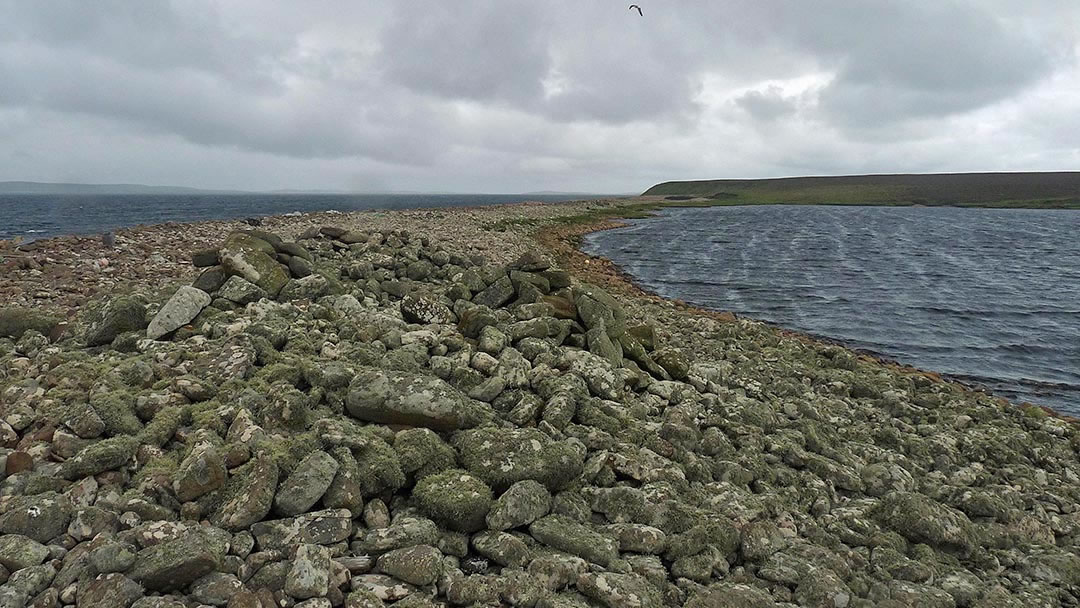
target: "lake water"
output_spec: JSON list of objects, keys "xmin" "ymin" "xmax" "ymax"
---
[
  {"xmin": 0, "ymin": 193, "xmax": 585, "ymax": 242},
  {"xmin": 583, "ymin": 205, "xmax": 1080, "ymax": 415}
]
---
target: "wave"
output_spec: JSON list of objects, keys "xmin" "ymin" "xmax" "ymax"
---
[
  {"xmin": 911, "ymin": 305, "xmax": 1080, "ymax": 317},
  {"xmin": 947, "ymin": 373, "xmax": 1080, "ymax": 393}
]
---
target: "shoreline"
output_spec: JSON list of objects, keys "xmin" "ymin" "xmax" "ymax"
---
[
  {"xmin": 528, "ymin": 203, "xmax": 1073, "ymax": 421},
  {"xmin": 1, "ymin": 195, "xmax": 1064, "ymax": 419}
]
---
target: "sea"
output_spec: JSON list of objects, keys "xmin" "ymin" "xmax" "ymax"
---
[
  {"xmin": 0, "ymin": 193, "xmax": 588, "ymax": 242},
  {"xmin": 583, "ymin": 205, "xmax": 1080, "ymax": 416}
]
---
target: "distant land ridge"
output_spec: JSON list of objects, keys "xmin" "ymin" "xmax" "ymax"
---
[
  {"xmin": 0, "ymin": 181, "xmax": 250, "ymax": 195},
  {"xmin": 643, "ymin": 171, "xmax": 1080, "ymax": 209}
]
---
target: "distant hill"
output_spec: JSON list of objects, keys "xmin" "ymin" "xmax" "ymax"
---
[
  {"xmin": 643, "ymin": 172, "xmax": 1080, "ymax": 209},
  {"xmin": 0, "ymin": 181, "xmax": 249, "ymax": 195}
]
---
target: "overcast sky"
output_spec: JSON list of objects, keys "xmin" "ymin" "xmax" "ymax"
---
[{"xmin": 1, "ymin": 1, "xmax": 1078, "ymax": 193}]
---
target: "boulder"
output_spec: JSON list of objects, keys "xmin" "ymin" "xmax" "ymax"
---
[
  {"xmin": 285, "ymin": 544, "xmax": 331, "ymax": 600},
  {"xmin": 577, "ymin": 572, "xmax": 662, "ymax": 608},
  {"xmin": 217, "ymin": 276, "xmax": 267, "ymax": 305},
  {"xmin": 77, "ymin": 574, "xmax": 145, "ymax": 608},
  {"xmin": 415, "ymin": 469, "xmax": 493, "ymax": 533},
  {"xmin": 146, "ymin": 286, "xmax": 211, "ymax": 339},
  {"xmin": 172, "ymin": 434, "xmax": 227, "ymax": 502},
  {"xmin": 60, "ymin": 436, "xmax": 138, "ymax": 480},
  {"xmin": 872, "ymin": 492, "xmax": 978, "ymax": 554},
  {"xmin": 456, "ymin": 427, "xmax": 584, "ymax": 492},
  {"xmin": 219, "ymin": 233, "xmax": 290, "ymax": 296},
  {"xmin": 0, "ymin": 534, "xmax": 49, "ymax": 571},
  {"xmin": 486, "ymin": 480, "xmax": 552, "ymax": 531},
  {"xmin": 345, "ymin": 368, "xmax": 492, "ymax": 431},
  {"xmin": 191, "ymin": 248, "xmax": 220, "ymax": 267},
  {"xmin": 376, "ymin": 545, "xmax": 442, "ymax": 586},
  {"xmin": 213, "ymin": 454, "xmax": 278, "ymax": 531},
  {"xmin": 128, "ymin": 532, "xmax": 224, "ymax": 591},
  {"xmin": 529, "ymin": 516, "xmax": 618, "ymax": 567},
  {"xmin": 274, "ymin": 450, "xmax": 340, "ymax": 516},
  {"xmin": 84, "ymin": 295, "xmax": 148, "ymax": 346},
  {"xmin": 0, "ymin": 307, "xmax": 60, "ymax": 340},
  {"xmin": 473, "ymin": 275, "xmax": 515, "ymax": 309},
  {"xmin": 400, "ymin": 292, "xmax": 454, "ymax": 325}
]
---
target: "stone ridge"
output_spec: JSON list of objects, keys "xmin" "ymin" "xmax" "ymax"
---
[{"xmin": 0, "ymin": 223, "xmax": 1077, "ymax": 607}]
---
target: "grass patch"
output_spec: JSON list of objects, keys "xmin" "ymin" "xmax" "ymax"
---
[{"xmin": 645, "ymin": 172, "xmax": 1080, "ymax": 209}]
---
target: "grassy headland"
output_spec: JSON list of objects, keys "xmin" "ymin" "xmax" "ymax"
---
[{"xmin": 644, "ymin": 171, "xmax": 1080, "ymax": 209}]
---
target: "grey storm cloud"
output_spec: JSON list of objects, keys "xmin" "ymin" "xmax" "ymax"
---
[{"xmin": 0, "ymin": 0, "xmax": 1077, "ymax": 192}]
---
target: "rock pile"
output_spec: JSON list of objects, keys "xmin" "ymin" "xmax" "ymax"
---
[{"xmin": 1, "ymin": 225, "xmax": 1079, "ymax": 607}]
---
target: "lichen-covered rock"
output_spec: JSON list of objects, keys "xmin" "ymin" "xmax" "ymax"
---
[
  {"xmin": 473, "ymin": 275, "xmax": 515, "ymax": 309},
  {"xmin": 286, "ymin": 543, "xmax": 331, "ymax": 600},
  {"xmin": 414, "ymin": 469, "xmax": 493, "ymax": 533},
  {"xmin": 375, "ymin": 545, "xmax": 442, "ymax": 586},
  {"xmin": 77, "ymin": 573, "xmax": 144, "ymax": 608},
  {"xmin": 351, "ymin": 575, "xmax": 416, "ymax": 603},
  {"xmin": 576, "ymin": 572, "xmax": 662, "ymax": 608},
  {"xmin": 472, "ymin": 531, "xmax": 529, "ymax": 567},
  {"xmin": 652, "ymin": 347, "xmax": 690, "ymax": 381},
  {"xmin": 127, "ymin": 532, "xmax": 224, "ymax": 591},
  {"xmin": 872, "ymin": 492, "xmax": 978, "ymax": 554},
  {"xmin": 400, "ymin": 292, "xmax": 454, "ymax": 325},
  {"xmin": 279, "ymin": 274, "xmax": 337, "ymax": 301},
  {"xmin": 685, "ymin": 583, "xmax": 777, "ymax": 608},
  {"xmin": 274, "ymin": 450, "xmax": 340, "ymax": 516},
  {"xmin": 219, "ymin": 232, "xmax": 290, "ymax": 297},
  {"xmin": 0, "ymin": 534, "xmax": 49, "ymax": 571},
  {"xmin": 172, "ymin": 433, "xmax": 227, "ymax": 502},
  {"xmin": 217, "ymin": 276, "xmax": 267, "ymax": 305},
  {"xmin": 486, "ymin": 480, "xmax": 552, "ymax": 531},
  {"xmin": 189, "ymin": 572, "xmax": 244, "ymax": 606},
  {"xmin": 528, "ymin": 516, "xmax": 618, "ymax": 567},
  {"xmin": 84, "ymin": 295, "xmax": 147, "ymax": 346},
  {"xmin": 60, "ymin": 436, "xmax": 138, "ymax": 479},
  {"xmin": 456, "ymin": 427, "xmax": 584, "ymax": 492},
  {"xmin": 394, "ymin": 428, "xmax": 457, "ymax": 481},
  {"xmin": 345, "ymin": 368, "xmax": 492, "ymax": 431},
  {"xmin": 212, "ymin": 453, "xmax": 278, "ymax": 531},
  {"xmin": 146, "ymin": 286, "xmax": 211, "ymax": 340}
]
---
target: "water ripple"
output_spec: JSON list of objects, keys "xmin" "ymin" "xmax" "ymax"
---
[{"xmin": 584, "ymin": 205, "xmax": 1080, "ymax": 415}]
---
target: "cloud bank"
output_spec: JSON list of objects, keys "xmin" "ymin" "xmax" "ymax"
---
[{"xmin": 0, "ymin": 0, "xmax": 1077, "ymax": 192}]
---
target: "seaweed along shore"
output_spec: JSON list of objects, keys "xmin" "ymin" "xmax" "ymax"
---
[{"xmin": 0, "ymin": 199, "xmax": 1078, "ymax": 608}]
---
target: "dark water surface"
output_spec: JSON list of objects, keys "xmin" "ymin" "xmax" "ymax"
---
[
  {"xmin": 583, "ymin": 205, "xmax": 1080, "ymax": 415},
  {"xmin": 0, "ymin": 193, "xmax": 585, "ymax": 242}
]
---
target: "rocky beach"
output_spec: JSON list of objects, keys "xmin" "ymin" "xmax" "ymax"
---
[{"xmin": 1, "ymin": 198, "xmax": 1079, "ymax": 608}]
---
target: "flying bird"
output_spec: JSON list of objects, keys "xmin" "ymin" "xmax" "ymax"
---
[{"xmin": 629, "ymin": 4, "xmax": 643, "ymax": 16}]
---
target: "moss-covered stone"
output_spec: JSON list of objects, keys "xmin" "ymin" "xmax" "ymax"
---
[
  {"xmin": 89, "ymin": 389, "xmax": 144, "ymax": 436},
  {"xmin": 455, "ymin": 427, "xmax": 584, "ymax": 492},
  {"xmin": 872, "ymin": 492, "xmax": 978, "ymax": 555},
  {"xmin": 60, "ymin": 436, "xmax": 138, "ymax": 479},
  {"xmin": 528, "ymin": 515, "xmax": 618, "ymax": 567},
  {"xmin": 0, "ymin": 307, "xmax": 59, "ymax": 340},
  {"xmin": 394, "ymin": 428, "xmax": 457, "ymax": 481},
  {"xmin": 414, "ymin": 469, "xmax": 493, "ymax": 533},
  {"xmin": 376, "ymin": 544, "xmax": 442, "ymax": 586},
  {"xmin": 83, "ymin": 295, "xmax": 148, "ymax": 346},
  {"xmin": 219, "ymin": 233, "xmax": 290, "ymax": 297},
  {"xmin": 212, "ymin": 453, "xmax": 278, "ymax": 531}
]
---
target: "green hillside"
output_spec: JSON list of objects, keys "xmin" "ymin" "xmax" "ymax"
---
[{"xmin": 643, "ymin": 172, "xmax": 1080, "ymax": 209}]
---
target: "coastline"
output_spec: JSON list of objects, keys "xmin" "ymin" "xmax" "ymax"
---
[
  {"xmin": 2, "ymin": 195, "xmax": 1059, "ymax": 419},
  {"xmin": 528, "ymin": 204, "xmax": 1072, "ymax": 418},
  {"xmin": 3, "ymin": 196, "xmax": 1080, "ymax": 605}
]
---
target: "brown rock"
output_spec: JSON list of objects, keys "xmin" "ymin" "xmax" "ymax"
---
[{"xmin": 5, "ymin": 452, "xmax": 33, "ymax": 475}]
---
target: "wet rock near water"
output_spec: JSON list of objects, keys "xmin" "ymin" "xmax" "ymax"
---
[{"xmin": 0, "ymin": 219, "xmax": 1079, "ymax": 607}]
